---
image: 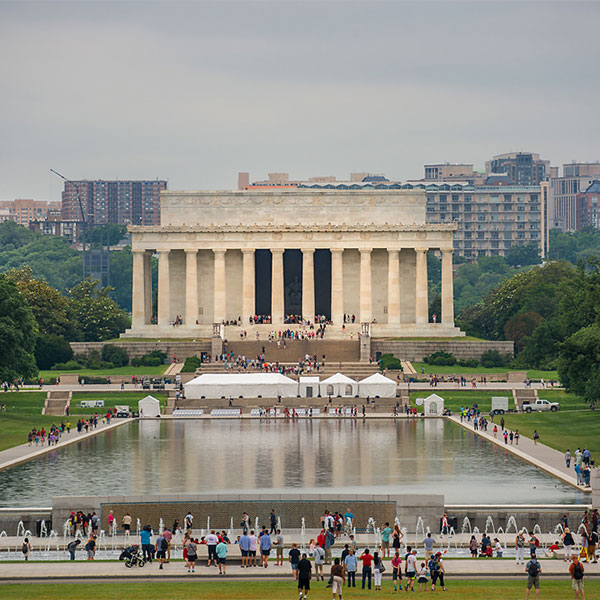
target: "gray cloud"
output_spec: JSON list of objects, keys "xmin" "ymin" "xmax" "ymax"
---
[{"xmin": 1, "ymin": 0, "xmax": 599, "ymax": 200}]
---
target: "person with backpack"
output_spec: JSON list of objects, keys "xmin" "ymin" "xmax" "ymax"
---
[
  {"xmin": 155, "ymin": 532, "xmax": 167, "ymax": 570},
  {"xmin": 587, "ymin": 529, "xmax": 598, "ymax": 563},
  {"xmin": 569, "ymin": 555, "xmax": 585, "ymax": 599},
  {"xmin": 429, "ymin": 551, "xmax": 447, "ymax": 591},
  {"xmin": 324, "ymin": 528, "xmax": 335, "ymax": 565},
  {"xmin": 22, "ymin": 537, "xmax": 31, "ymax": 561},
  {"xmin": 85, "ymin": 534, "xmax": 96, "ymax": 560},
  {"xmin": 525, "ymin": 553, "xmax": 541, "ymax": 599},
  {"xmin": 563, "ymin": 528, "xmax": 576, "ymax": 561}
]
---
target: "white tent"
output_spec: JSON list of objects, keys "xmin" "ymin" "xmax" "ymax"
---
[
  {"xmin": 184, "ymin": 373, "xmax": 298, "ymax": 399},
  {"xmin": 358, "ymin": 373, "xmax": 397, "ymax": 398},
  {"xmin": 319, "ymin": 373, "xmax": 358, "ymax": 398},
  {"xmin": 423, "ymin": 393, "xmax": 445, "ymax": 416},
  {"xmin": 138, "ymin": 395, "xmax": 161, "ymax": 418},
  {"xmin": 299, "ymin": 376, "xmax": 320, "ymax": 398}
]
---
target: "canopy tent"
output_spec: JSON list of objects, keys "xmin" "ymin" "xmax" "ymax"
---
[
  {"xmin": 423, "ymin": 393, "xmax": 445, "ymax": 416},
  {"xmin": 184, "ymin": 373, "xmax": 298, "ymax": 399},
  {"xmin": 319, "ymin": 373, "xmax": 358, "ymax": 398},
  {"xmin": 138, "ymin": 395, "xmax": 161, "ymax": 417},
  {"xmin": 299, "ymin": 376, "xmax": 321, "ymax": 398},
  {"xmin": 358, "ymin": 373, "xmax": 397, "ymax": 398}
]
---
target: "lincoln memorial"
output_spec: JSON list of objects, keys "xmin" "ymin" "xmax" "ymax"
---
[{"xmin": 124, "ymin": 188, "xmax": 463, "ymax": 339}]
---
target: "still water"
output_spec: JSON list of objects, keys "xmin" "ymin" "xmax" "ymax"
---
[{"xmin": 0, "ymin": 419, "xmax": 582, "ymax": 506}]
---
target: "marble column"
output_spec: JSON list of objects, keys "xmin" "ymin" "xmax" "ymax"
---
[
  {"xmin": 302, "ymin": 248, "xmax": 315, "ymax": 321},
  {"xmin": 271, "ymin": 249, "xmax": 285, "ymax": 325},
  {"xmin": 387, "ymin": 249, "xmax": 400, "ymax": 325},
  {"xmin": 359, "ymin": 248, "xmax": 372, "ymax": 323},
  {"xmin": 131, "ymin": 249, "xmax": 146, "ymax": 329},
  {"xmin": 415, "ymin": 248, "xmax": 429, "ymax": 325},
  {"xmin": 441, "ymin": 249, "xmax": 455, "ymax": 326},
  {"xmin": 242, "ymin": 249, "xmax": 255, "ymax": 320},
  {"xmin": 157, "ymin": 249, "xmax": 170, "ymax": 326},
  {"xmin": 213, "ymin": 249, "xmax": 226, "ymax": 323},
  {"xmin": 143, "ymin": 252, "xmax": 152, "ymax": 324},
  {"xmin": 331, "ymin": 248, "xmax": 344, "ymax": 325},
  {"xmin": 185, "ymin": 249, "xmax": 198, "ymax": 326}
]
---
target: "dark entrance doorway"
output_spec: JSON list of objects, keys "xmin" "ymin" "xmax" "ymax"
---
[
  {"xmin": 255, "ymin": 250, "xmax": 271, "ymax": 316},
  {"xmin": 284, "ymin": 250, "xmax": 302, "ymax": 317},
  {"xmin": 314, "ymin": 249, "xmax": 331, "ymax": 319}
]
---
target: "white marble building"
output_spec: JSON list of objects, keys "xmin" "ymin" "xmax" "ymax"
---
[{"xmin": 124, "ymin": 189, "xmax": 463, "ymax": 338}]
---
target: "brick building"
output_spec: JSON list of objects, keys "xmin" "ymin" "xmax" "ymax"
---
[
  {"xmin": 0, "ymin": 199, "xmax": 61, "ymax": 226},
  {"xmin": 576, "ymin": 180, "xmax": 600, "ymax": 230}
]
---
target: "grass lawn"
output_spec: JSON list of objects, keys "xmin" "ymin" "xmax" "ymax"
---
[
  {"xmin": 0, "ymin": 413, "xmax": 62, "ymax": 451},
  {"xmin": 70, "ymin": 391, "xmax": 168, "ymax": 414},
  {"xmin": 385, "ymin": 336, "xmax": 486, "ymax": 341},
  {"xmin": 410, "ymin": 363, "xmax": 558, "ymax": 380},
  {"xmin": 0, "ymin": 580, "xmax": 595, "ymax": 599},
  {"xmin": 502, "ymin": 410, "xmax": 600, "ymax": 457},
  {"xmin": 410, "ymin": 390, "xmax": 499, "ymax": 413},
  {"xmin": 38, "ymin": 365, "xmax": 168, "ymax": 379}
]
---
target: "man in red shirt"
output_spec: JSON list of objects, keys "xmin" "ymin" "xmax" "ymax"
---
[
  {"xmin": 360, "ymin": 548, "xmax": 373, "ymax": 590},
  {"xmin": 317, "ymin": 529, "xmax": 326, "ymax": 549}
]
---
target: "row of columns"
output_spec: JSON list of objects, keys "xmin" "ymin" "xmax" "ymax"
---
[{"xmin": 131, "ymin": 247, "xmax": 454, "ymax": 329}]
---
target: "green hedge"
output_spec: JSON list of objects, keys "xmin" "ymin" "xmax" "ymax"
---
[{"xmin": 181, "ymin": 356, "xmax": 201, "ymax": 373}]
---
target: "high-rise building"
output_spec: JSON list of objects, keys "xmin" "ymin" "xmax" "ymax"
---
[
  {"xmin": 423, "ymin": 163, "xmax": 478, "ymax": 183},
  {"xmin": 0, "ymin": 199, "xmax": 61, "ymax": 226},
  {"xmin": 576, "ymin": 181, "xmax": 600, "ymax": 230},
  {"xmin": 486, "ymin": 152, "xmax": 550, "ymax": 186},
  {"xmin": 61, "ymin": 179, "xmax": 167, "ymax": 225}
]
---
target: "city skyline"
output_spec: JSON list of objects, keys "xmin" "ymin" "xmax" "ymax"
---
[{"xmin": 1, "ymin": 1, "xmax": 599, "ymax": 200}]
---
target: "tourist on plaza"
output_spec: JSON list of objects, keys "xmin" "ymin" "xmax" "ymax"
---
[
  {"xmin": 563, "ymin": 528, "xmax": 575, "ymax": 561},
  {"xmin": 155, "ymin": 531, "xmax": 167, "ymax": 570},
  {"xmin": 122, "ymin": 513, "xmax": 132, "ymax": 533},
  {"xmin": 249, "ymin": 529, "xmax": 257, "ymax": 566},
  {"xmin": 270, "ymin": 509, "xmax": 277, "ymax": 534},
  {"xmin": 324, "ymin": 528, "xmax": 335, "ymax": 564},
  {"xmin": 239, "ymin": 530, "xmax": 250, "ymax": 567},
  {"xmin": 260, "ymin": 528, "xmax": 272, "ymax": 568},
  {"xmin": 417, "ymin": 562, "xmax": 429, "ymax": 592},
  {"xmin": 274, "ymin": 529, "xmax": 284, "ymax": 565},
  {"xmin": 566, "ymin": 449, "xmax": 572, "ymax": 468},
  {"xmin": 405, "ymin": 548, "xmax": 417, "ymax": 591},
  {"xmin": 372, "ymin": 550, "xmax": 385, "ymax": 590},
  {"xmin": 587, "ymin": 529, "xmax": 598, "ymax": 563},
  {"xmin": 429, "ymin": 551, "xmax": 447, "ymax": 591},
  {"xmin": 289, "ymin": 542, "xmax": 301, "ymax": 579},
  {"xmin": 515, "ymin": 530, "xmax": 526, "ymax": 564},
  {"xmin": 297, "ymin": 553, "xmax": 312, "ymax": 600},
  {"xmin": 216, "ymin": 538, "xmax": 228, "ymax": 574},
  {"xmin": 494, "ymin": 538, "xmax": 503, "ymax": 557},
  {"xmin": 360, "ymin": 547, "xmax": 373, "ymax": 590},
  {"xmin": 185, "ymin": 511, "xmax": 194, "ymax": 531},
  {"xmin": 206, "ymin": 529, "xmax": 219, "ymax": 567},
  {"xmin": 85, "ymin": 534, "xmax": 96, "ymax": 560},
  {"xmin": 569, "ymin": 555, "xmax": 586, "ymax": 600},
  {"xmin": 343, "ymin": 507, "xmax": 354, "ymax": 527},
  {"xmin": 441, "ymin": 512, "xmax": 449, "ymax": 535},
  {"xmin": 184, "ymin": 537, "xmax": 197, "ymax": 573},
  {"xmin": 163, "ymin": 527, "xmax": 172, "ymax": 562},
  {"xmin": 241, "ymin": 511, "xmax": 250, "ymax": 534},
  {"xmin": 528, "ymin": 533, "xmax": 540, "ymax": 557},
  {"xmin": 423, "ymin": 531, "xmax": 436, "ymax": 555},
  {"xmin": 469, "ymin": 535, "xmax": 478, "ymax": 557},
  {"xmin": 381, "ymin": 522, "xmax": 392, "ymax": 557},
  {"xmin": 22, "ymin": 537, "xmax": 31, "ymax": 561},
  {"xmin": 344, "ymin": 548, "xmax": 357, "ymax": 587},
  {"xmin": 140, "ymin": 525, "xmax": 152, "ymax": 563},
  {"xmin": 67, "ymin": 539, "xmax": 80, "ymax": 560},
  {"xmin": 172, "ymin": 519, "xmax": 180, "ymax": 534},
  {"xmin": 392, "ymin": 524, "xmax": 404, "ymax": 552},
  {"xmin": 313, "ymin": 543, "xmax": 325, "ymax": 580},
  {"xmin": 533, "ymin": 430, "xmax": 540, "ymax": 445},
  {"xmin": 330, "ymin": 557, "xmax": 345, "ymax": 599},
  {"xmin": 515, "ymin": 430, "xmax": 520, "ymax": 444},
  {"xmin": 525, "ymin": 552, "xmax": 542, "ymax": 599},
  {"xmin": 392, "ymin": 549, "xmax": 403, "ymax": 591},
  {"xmin": 107, "ymin": 510, "xmax": 115, "ymax": 531}
]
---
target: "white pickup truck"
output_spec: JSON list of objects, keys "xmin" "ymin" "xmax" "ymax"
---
[{"xmin": 521, "ymin": 399, "xmax": 560, "ymax": 413}]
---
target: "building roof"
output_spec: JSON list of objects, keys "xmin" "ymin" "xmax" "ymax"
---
[{"xmin": 583, "ymin": 180, "xmax": 600, "ymax": 194}]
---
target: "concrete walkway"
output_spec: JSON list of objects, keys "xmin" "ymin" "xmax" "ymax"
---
[
  {"xmin": 449, "ymin": 415, "xmax": 589, "ymax": 492},
  {"xmin": 0, "ymin": 418, "xmax": 133, "ymax": 472},
  {"xmin": 0, "ymin": 557, "xmax": 596, "ymax": 580}
]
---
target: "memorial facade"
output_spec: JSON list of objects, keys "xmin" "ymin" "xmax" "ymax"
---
[{"xmin": 124, "ymin": 189, "xmax": 463, "ymax": 338}]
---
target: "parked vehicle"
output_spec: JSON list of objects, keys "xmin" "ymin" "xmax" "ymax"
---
[
  {"xmin": 142, "ymin": 379, "xmax": 151, "ymax": 390},
  {"xmin": 152, "ymin": 378, "xmax": 165, "ymax": 390},
  {"xmin": 491, "ymin": 396, "xmax": 509, "ymax": 415},
  {"xmin": 521, "ymin": 399, "xmax": 560, "ymax": 413}
]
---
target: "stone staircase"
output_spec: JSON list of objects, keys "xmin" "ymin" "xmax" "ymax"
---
[
  {"xmin": 43, "ymin": 390, "xmax": 71, "ymax": 416},
  {"xmin": 513, "ymin": 387, "xmax": 537, "ymax": 411},
  {"xmin": 222, "ymin": 339, "xmax": 361, "ymax": 362}
]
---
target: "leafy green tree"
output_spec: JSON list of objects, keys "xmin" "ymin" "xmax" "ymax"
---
[
  {"xmin": 108, "ymin": 247, "xmax": 133, "ymax": 310},
  {"xmin": 35, "ymin": 333, "xmax": 73, "ymax": 370},
  {"xmin": 0, "ymin": 221, "xmax": 35, "ymax": 248},
  {"xmin": 0, "ymin": 274, "xmax": 38, "ymax": 382},
  {"xmin": 504, "ymin": 311, "xmax": 543, "ymax": 352},
  {"xmin": 505, "ymin": 242, "xmax": 541, "ymax": 267},
  {"xmin": 557, "ymin": 323, "xmax": 600, "ymax": 398},
  {"xmin": 85, "ymin": 224, "xmax": 127, "ymax": 247},
  {"xmin": 67, "ymin": 278, "xmax": 130, "ymax": 341},
  {"xmin": 101, "ymin": 344, "xmax": 129, "ymax": 367}
]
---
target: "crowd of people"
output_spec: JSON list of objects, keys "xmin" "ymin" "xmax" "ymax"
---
[{"xmin": 24, "ymin": 411, "xmax": 118, "ymax": 445}]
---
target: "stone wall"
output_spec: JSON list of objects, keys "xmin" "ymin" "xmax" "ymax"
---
[
  {"xmin": 372, "ymin": 340, "xmax": 514, "ymax": 361},
  {"xmin": 70, "ymin": 340, "xmax": 211, "ymax": 362}
]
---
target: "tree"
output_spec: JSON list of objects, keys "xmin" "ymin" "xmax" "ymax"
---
[
  {"xmin": 67, "ymin": 278, "xmax": 130, "ymax": 341},
  {"xmin": 35, "ymin": 333, "xmax": 73, "ymax": 370},
  {"xmin": 504, "ymin": 311, "xmax": 543, "ymax": 352},
  {"xmin": 0, "ymin": 274, "xmax": 38, "ymax": 382},
  {"xmin": 107, "ymin": 247, "xmax": 133, "ymax": 310},
  {"xmin": 557, "ymin": 323, "xmax": 600, "ymax": 399},
  {"xmin": 505, "ymin": 242, "xmax": 540, "ymax": 267}
]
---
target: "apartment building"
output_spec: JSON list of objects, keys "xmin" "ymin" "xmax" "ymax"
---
[
  {"xmin": 576, "ymin": 181, "xmax": 600, "ymax": 230},
  {"xmin": 0, "ymin": 199, "xmax": 61, "ymax": 226},
  {"xmin": 486, "ymin": 152, "xmax": 551, "ymax": 186}
]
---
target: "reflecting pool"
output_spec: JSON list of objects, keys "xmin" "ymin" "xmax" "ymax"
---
[{"xmin": 0, "ymin": 419, "xmax": 582, "ymax": 506}]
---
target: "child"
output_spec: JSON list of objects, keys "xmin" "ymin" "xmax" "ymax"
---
[
  {"xmin": 494, "ymin": 538, "xmax": 503, "ymax": 558},
  {"xmin": 545, "ymin": 541, "xmax": 560, "ymax": 559},
  {"xmin": 417, "ymin": 562, "xmax": 429, "ymax": 591}
]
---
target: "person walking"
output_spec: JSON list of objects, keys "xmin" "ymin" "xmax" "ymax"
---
[
  {"xmin": 324, "ymin": 528, "xmax": 335, "ymax": 565},
  {"xmin": 269, "ymin": 509, "xmax": 277, "ymax": 535},
  {"xmin": 569, "ymin": 555, "xmax": 585, "ymax": 600},
  {"xmin": 184, "ymin": 537, "xmax": 197, "ymax": 573},
  {"xmin": 185, "ymin": 511, "xmax": 194, "ymax": 531},
  {"xmin": 344, "ymin": 548, "xmax": 357, "ymax": 587},
  {"xmin": 140, "ymin": 526, "xmax": 152, "ymax": 563},
  {"xmin": 206, "ymin": 529, "xmax": 219, "ymax": 567},
  {"xmin": 289, "ymin": 543, "xmax": 301, "ymax": 579},
  {"xmin": 423, "ymin": 532, "xmax": 436, "ymax": 555},
  {"xmin": 155, "ymin": 531, "xmax": 167, "ymax": 570},
  {"xmin": 391, "ymin": 549, "xmax": 403, "ymax": 591},
  {"xmin": 239, "ymin": 530, "xmax": 250, "ymax": 568},
  {"xmin": 22, "ymin": 537, "xmax": 31, "ymax": 561},
  {"xmin": 313, "ymin": 544, "xmax": 325, "ymax": 580},
  {"xmin": 533, "ymin": 430, "xmax": 540, "ymax": 445},
  {"xmin": 330, "ymin": 557, "xmax": 345, "ymax": 599},
  {"xmin": 163, "ymin": 527, "xmax": 172, "ymax": 563},
  {"xmin": 260, "ymin": 528, "xmax": 272, "ymax": 568},
  {"xmin": 430, "ymin": 551, "xmax": 446, "ymax": 591},
  {"xmin": 216, "ymin": 538, "xmax": 228, "ymax": 575},
  {"xmin": 360, "ymin": 547, "xmax": 373, "ymax": 590},
  {"xmin": 525, "ymin": 552, "xmax": 541, "ymax": 600},
  {"xmin": 566, "ymin": 449, "xmax": 572, "ymax": 468},
  {"xmin": 297, "ymin": 553, "xmax": 312, "ymax": 600}
]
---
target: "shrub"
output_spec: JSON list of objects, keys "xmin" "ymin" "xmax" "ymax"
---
[
  {"xmin": 379, "ymin": 353, "xmax": 402, "ymax": 370},
  {"xmin": 181, "ymin": 355, "xmax": 201, "ymax": 373},
  {"xmin": 423, "ymin": 351, "xmax": 456, "ymax": 366},
  {"xmin": 51, "ymin": 360, "xmax": 82, "ymax": 371},
  {"xmin": 457, "ymin": 359, "xmax": 479, "ymax": 368},
  {"xmin": 101, "ymin": 345, "xmax": 129, "ymax": 367},
  {"xmin": 142, "ymin": 356, "xmax": 162, "ymax": 367},
  {"xmin": 35, "ymin": 333, "xmax": 74, "ymax": 370},
  {"xmin": 82, "ymin": 376, "xmax": 109, "ymax": 384},
  {"xmin": 480, "ymin": 349, "xmax": 506, "ymax": 368},
  {"xmin": 131, "ymin": 357, "xmax": 142, "ymax": 367}
]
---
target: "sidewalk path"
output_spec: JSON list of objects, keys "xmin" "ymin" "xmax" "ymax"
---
[
  {"xmin": 0, "ymin": 418, "xmax": 133, "ymax": 472},
  {"xmin": 449, "ymin": 415, "xmax": 588, "ymax": 493}
]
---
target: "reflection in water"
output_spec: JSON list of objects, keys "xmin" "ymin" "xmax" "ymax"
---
[{"xmin": 0, "ymin": 419, "xmax": 583, "ymax": 506}]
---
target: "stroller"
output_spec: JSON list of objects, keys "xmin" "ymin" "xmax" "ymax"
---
[{"xmin": 119, "ymin": 544, "xmax": 146, "ymax": 568}]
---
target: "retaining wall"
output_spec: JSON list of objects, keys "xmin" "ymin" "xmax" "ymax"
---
[
  {"xmin": 372, "ymin": 340, "xmax": 514, "ymax": 361},
  {"xmin": 70, "ymin": 341, "xmax": 211, "ymax": 362}
]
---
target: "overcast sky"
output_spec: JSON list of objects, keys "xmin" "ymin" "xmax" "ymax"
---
[{"xmin": 1, "ymin": 0, "xmax": 599, "ymax": 200}]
